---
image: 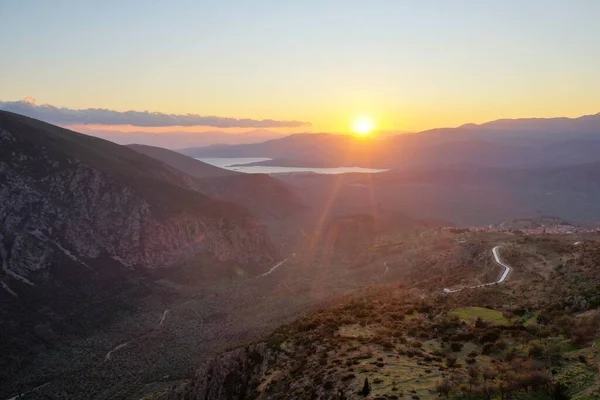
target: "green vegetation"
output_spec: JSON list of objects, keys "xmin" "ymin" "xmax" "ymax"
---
[
  {"xmin": 196, "ymin": 236, "xmax": 600, "ymax": 400},
  {"xmin": 449, "ymin": 306, "xmax": 511, "ymax": 326}
]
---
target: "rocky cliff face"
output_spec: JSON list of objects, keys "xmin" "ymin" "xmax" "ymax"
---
[
  {"xmin": 166, "ymin": 343, "xmax": 273, "ymax": 400},
  {"xmin": 165, "ymin": 343, "xmax": 272, "ymax": 400},
  {"xmin": 0, "ymin": 111, "xmax": 276, "ymax": 297}
]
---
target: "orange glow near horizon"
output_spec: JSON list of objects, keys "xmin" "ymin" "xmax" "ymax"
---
[
  {"xmin": 64, "ymin": 123, "xmax": 306, "ymax": 135},
  {"xmin": 63, "ymin": 106, "xmax": 600, "ymax": 138}
]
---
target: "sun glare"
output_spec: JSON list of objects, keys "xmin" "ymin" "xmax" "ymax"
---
[{"xmin": 352, "ymin": 116, "xmax": 375, "ymax": 136}]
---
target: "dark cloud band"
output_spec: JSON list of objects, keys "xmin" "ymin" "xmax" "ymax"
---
[{"xmin": 0, "ymin": 98, "xmax": 311, "ymax": 128}]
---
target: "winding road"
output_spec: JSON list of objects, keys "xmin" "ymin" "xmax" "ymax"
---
[
  {"xmin": 105, "ymin": 308, "xmax": 170, "ymax": 361},
  {"xmin": 105, "ymin": 341, "xmax": 132, "ymax": 361},
  {"xmin": 259, "ymin": 259, "xmax": 288, "ymax": 277},
  {"xmin": 492, "ymin": 246, "xmax": 511, "ymax": 284},
  {"xmin": 105, "ymin": 258, "xmax": 289, "ymax": 363},
  {"xmin": 158, "ymin": 309, "xmax": 170, "ymax": 327},
  {"xmin": 6, "ymin": 383, "xmax": 50, "ymax": 400},
  {"xmin": 443, "ymin": 245, "xmax": 511, "ymax": 294}
]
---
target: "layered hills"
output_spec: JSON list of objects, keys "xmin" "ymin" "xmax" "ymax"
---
[{"xmin": 180, "ymin": 113, "xmax": 600, "ymax": 169}]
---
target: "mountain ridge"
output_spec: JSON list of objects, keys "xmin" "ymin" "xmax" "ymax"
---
[
  {"xmin": 179, "ymin": 112, "xmax": 600, "ymax": 168},
  {"xmin": 128, "ymin": 143, "xmax": 303, "ymax": 220}
]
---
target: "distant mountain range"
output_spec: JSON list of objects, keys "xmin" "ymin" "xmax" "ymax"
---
[{"xmin": 181, "ymin": 113, "xmax": 600, "ymax": 168}]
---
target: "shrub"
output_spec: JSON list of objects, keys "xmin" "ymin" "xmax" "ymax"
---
[
  {"xmin": 445, "ymin": 355, "xmax": 458, "ymax": 368},
  {"xmin": 341, "ymin": 373, "xmax": 355, "ymax": 381},
  {"xmin": 527, "ymin": 341, "xmax": 544, "ymax": 358},
  {"xmin": 482, "ymin": 367, "xmax": 497, "ymax": 382},
  {"xmin": 475, "ymin": 317, "xmax": 489, "ymax": 328},
  {"xmin": 436, "ymin": 379, "xmax": 453, "ymax": 398},
  {"xmin": 572, "ymin": 317, "xmax": 599, "ymax": 346},
  {"xmin": 482, "ymin": 343, "xmax": 495, "ymax": 355},
  {"xmin": 452, "ymin": 332, "xmax": 476, "ymax": 342},
  {"xmin": 479, "ymin": 331, "xmax": 500, "ymax": 344},
  {"xmin": 504, "ymin": 348, "xmax": 517, "ymax": 362},
  {"xmin": 450, "ymin": 342, "xmax": 463, "ymax": 352},
  {"xmin": 495, "ymin": 339, "xmax": 507, "ymax": 350}
]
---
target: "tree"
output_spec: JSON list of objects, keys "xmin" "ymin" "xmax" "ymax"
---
[
  {"xmin": 436, "ymin": 379, "xmax": 453, "ymax": 398},
  {"xmin": 468, "ymin": 366, "xmax": 480, "ymax": 381},
  {"xmin": 552, "ymin": 382, "xmax": 570, "ymax": 400},
  {"xmin": 361, "ymin": 377, "xmax": 371, "ymax": 396}
]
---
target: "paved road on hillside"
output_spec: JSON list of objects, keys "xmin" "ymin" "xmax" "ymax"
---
[
  {"xmin": 6, "ymin": 383, "xmax": 51, "ymax": 400},
  {"xmin": 259, "ymin": 259, "xmax": 288, "ymax": 277},
  {"xmin": 7, "ymin": 257, "xmax": 294, "ymax": 399},
  {"xmin": 103, "ymin": 258, "xmax": 289, "ymax": 364},
  {"xmin": 444, "ymin": 245, "xmax": 511, "ymax": 293},
  {"xmin": 105, "ymin": 308, "xmax": 170, "ymax": 361}
]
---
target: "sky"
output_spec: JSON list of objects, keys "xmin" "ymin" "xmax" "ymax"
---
[{"xmin": 1, "ymin": 0, "xmax": 600, "ymax": 143}]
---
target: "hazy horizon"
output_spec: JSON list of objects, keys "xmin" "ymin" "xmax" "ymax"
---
[{"xmin": 1, "ymin": 98, "xmax": 599, "ymax": 148}]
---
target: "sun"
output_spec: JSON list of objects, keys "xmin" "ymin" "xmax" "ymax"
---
[{"xmin": 351, "ymin": 116, "xmax": 375, "ymax": 136}]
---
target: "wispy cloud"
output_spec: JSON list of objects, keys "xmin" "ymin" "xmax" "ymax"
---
[{"xmin": 0, "ymin": 98, "xmax": 311, "ymax": 128}]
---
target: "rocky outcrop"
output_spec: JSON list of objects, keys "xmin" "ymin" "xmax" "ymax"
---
[
  {"xmin": 1, "ymin": 159, "xmax": 273, "ymax": 274},
  {"xmin": 166, "ymin": 343, "xmax": 272, "ymax": 400},
  {"xmin": 0, "ymin": 112, "xmax": 276, "ymax": 296}
]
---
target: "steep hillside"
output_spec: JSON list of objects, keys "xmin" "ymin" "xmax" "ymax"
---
[
  {"xmin": 128, "ymin": 144, "xmax": 240, "ymax": 178},
  {"xmin": 0, "ymin": 111, "xmax": 275, "ymax": 280},
  {"xmin": 0, "ymin": 111, "xmax": 277, "ymax": 391},
  {"xmin": 129, "ymin": 143, "xmax": 303, "ymax": 220},
  {"xmin": 162, "ymin": 236, "xmax": 600, "ymax": 400}
]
